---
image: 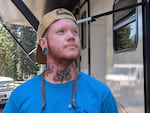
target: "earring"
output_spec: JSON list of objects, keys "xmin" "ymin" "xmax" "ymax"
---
[{"xmin": 43, "ymin": 48, "xmax": 48, "ymax": 55}]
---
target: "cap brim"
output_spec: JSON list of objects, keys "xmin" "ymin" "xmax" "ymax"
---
[{"xmin": 36, "ymin": 45, "xmax": 46, "ymax": 64}]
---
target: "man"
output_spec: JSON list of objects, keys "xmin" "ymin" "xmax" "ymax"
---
[{"xmin": 3, "ymin": 8, "xmax": 118, "ymax": 113}]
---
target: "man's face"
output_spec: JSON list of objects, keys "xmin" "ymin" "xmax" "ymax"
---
[{"xmin": 46, "ymin": 19, "xmax": 80, "ymax": 61}]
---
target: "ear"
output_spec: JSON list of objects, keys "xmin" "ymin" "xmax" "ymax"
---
[{"xmin": 38, "ymin": 38, "xmax": 47, "ymax": 49}]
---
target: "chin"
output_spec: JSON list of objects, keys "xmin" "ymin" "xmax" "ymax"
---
[
  {"xmin": 67, "ymin": 56, "xmax": 78, "ymax": 61},
  {"xmin": 63, "ymin": 50, "xmax": 80, "ymax": 60},
  {"xmin": 65, "ymin": 53, "xmax": 79, "ymax": 61}
]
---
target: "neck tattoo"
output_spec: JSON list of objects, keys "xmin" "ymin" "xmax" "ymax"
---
[
  {"xmin": 53, "ymin": 67, "xmax": 71, "ymax": 82},
  {"xmin": 42, "ymin": 64, "xmax": 71, "ymax": 83},
  {"xmin": 42, "ymin": 65, "xmax": 54, "ymax": 76}
]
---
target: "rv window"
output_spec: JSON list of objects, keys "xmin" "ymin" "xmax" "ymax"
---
[
  {"xmin": 113, "ymin": 0, "xmax": 137, "ymax": 52},
  {"xmin": 113, "ymin": 21, "xmax": 137, "ymax": 51}
]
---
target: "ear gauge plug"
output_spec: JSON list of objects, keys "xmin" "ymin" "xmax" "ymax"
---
[{"xmin": 43, "ymin": 48, "xmax": 48, "ymax": 55}]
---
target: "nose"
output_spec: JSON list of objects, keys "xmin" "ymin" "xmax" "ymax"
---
[{"xmin": 67, "ymin": 31, "xmax": 75, "ymax": 41}]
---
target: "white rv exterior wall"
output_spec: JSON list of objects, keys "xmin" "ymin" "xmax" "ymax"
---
[{"xmin": 90, "ymin": 0, "xmax": 113, "ymax": 82}]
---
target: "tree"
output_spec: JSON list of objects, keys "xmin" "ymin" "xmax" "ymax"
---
[
  {"xmin": 7, "ymin": 24, "xmax": 39, "ymax": 80},
  {"xmin": 0, "ymin": 23, "xmax": 39, "ymax": 80},
  {"xmin": 0, "ymin": 24, "xmax": 14, "ymax": 77},
  {"xmin": 116, "ymin": 25, "xmax": 135, "ymax": 50}
]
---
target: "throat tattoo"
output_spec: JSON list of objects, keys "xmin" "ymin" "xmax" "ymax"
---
[
  {"xmin": 42, "ymin": 65, "xmax": 71, "ymax": 82},
  {"xmin": 53, "ymin": 68, "xmax": 71, "ymax": 82}
]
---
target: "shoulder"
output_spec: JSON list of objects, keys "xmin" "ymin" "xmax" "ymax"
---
[
  {"xmin": 79, "ymin": 72, "xmax": 118, "ymax": 111},
  {"xmin": 11, "ymin": 74, "xmax": 41, "ymax": 97},
  {"xmin": 3, "ymin": 75, "xmax": 42, "ymax": 112},
  {"xmin": 16, "ymin": 74, "xmax": 41, "ymax": 89},
  {"xmin": 78, "ymin": 72, "xmax": 117, "ymax": 106},
  {"xmin": 79, "ymin": 71, "xmax": 113, "ymax": 98},
  {"xmin": 79, "ymin": 71, "xmax": 110, "ymax": 91}
]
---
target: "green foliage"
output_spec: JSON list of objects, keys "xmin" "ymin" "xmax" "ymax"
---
[
  {"xmin": 117, "ymin": 25, "xmax": 135, "ymax": 50},
  {"xmin": 0, "ymin": 24, "xmax": 39, "ymax": 80},
  {"xmin": 0, "ymin": 24, "xmax": 14, "ymax": 77}
]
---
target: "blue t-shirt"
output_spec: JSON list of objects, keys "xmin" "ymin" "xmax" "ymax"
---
[{"xmin": 3, "ymin": 72, "xmax": 118, "ymax": 113}]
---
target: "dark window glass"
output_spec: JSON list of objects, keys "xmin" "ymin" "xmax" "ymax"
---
[
  {"xmin": 114, "ymin": 21, "xmax": 137, "ymax": 51},
  {"xmin": 113, "ymin": 0, "xmax": 137, "ymax": 52}
]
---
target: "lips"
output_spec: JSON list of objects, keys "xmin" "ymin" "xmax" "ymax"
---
[{"xmin": 65, "ymin": 44, "xmax": 78, "ymax": 48}]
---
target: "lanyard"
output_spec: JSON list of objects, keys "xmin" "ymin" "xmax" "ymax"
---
[{"xmin": 40, "ymin": 73, "xmax": 78, "ymax": 113}]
